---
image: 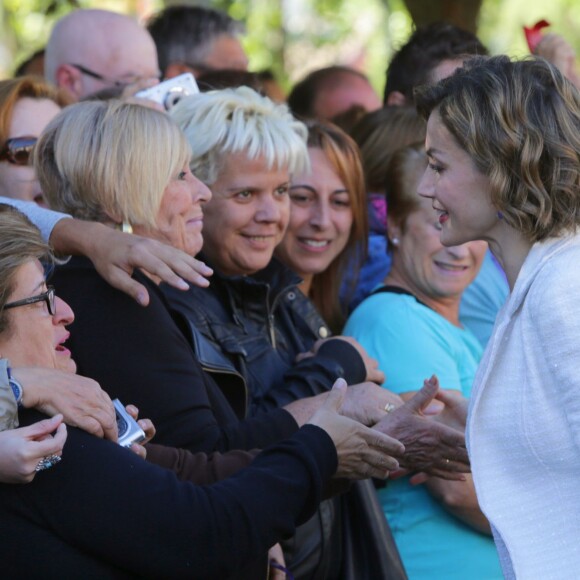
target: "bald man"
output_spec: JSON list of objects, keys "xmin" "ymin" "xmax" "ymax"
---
[
  {"xmin": 288, "ymin": 66, "xmax": 381, "ymax": 121},
  {"xmin": 45, "ymin": 9, "xmax": 160, "ymax": 101}
]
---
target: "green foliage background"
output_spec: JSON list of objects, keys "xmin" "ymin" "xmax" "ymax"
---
[{"xmin": 3, "ymin": 0, "xmax": 580, "ymax": 96}]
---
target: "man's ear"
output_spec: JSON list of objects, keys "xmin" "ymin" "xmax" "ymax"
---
[
  {"xmin": 385, "ymin": 91, "xmax": 407, "ymax": 107},
  {"xmin": 55, "ymin": 64, "xmax": 82, "ymax": 101}
]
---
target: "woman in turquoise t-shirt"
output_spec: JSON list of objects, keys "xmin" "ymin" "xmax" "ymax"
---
[{"xmin": 345, "ymin": 143, "xmax": 502, "ymax": 579}]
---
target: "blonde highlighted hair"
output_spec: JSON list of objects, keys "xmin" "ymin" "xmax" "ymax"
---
[
  {"xmin": 171, "ymin": 86, "xmax": 309, "ymax": 184},
  {"xmin": 416, "ymin": 55, "xmax": 580, "ymax": 243},
  {"xmin": 35, "ymin": 100, "xmax": 191, "ymax": 227}
]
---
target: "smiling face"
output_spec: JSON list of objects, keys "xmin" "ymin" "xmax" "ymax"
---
[
  {"xmin": 388, "ymin": 155, "xmax": 487, "ymax": 304},
  {"xmin": 0, "ymin": 260, "xmax": 76, "ymax": 373},
  {"xmin": 275, "ymin": 147, "xmax": 353, "ymax": 283},
  {"xmin": 134, "ymin": 166, "xmax": 211, "ymax": 257},
  {"xmin": 418, "ymin": 109, "xmax": 498, "ymax": 248},
  {"xmin": 0, "ymin": 97, "xmax": 62, "ymax": 206},
  {"xmin": 201, "ymin": 151, "xmax": 290, "ymax": 276}
]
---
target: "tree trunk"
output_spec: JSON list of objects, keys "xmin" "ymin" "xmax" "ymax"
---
[{"xmin": 402, "ymin": 0, "xmax": 482, "ymax": 34}]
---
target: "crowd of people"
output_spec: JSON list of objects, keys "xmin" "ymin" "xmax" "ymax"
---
[{"xmin": 0, "ymin": 4, "xmax": 579, "ymax": 580}]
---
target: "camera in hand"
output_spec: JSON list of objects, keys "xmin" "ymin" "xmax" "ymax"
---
[
  {"xmin": 135, "ymin": 73, "xmax": 199, "ymax": 110},
  {"xmin": 113, "ymin": 399, "xmax": 146, "ymax": 448}
]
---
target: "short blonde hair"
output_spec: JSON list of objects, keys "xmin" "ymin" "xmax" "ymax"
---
[
  {"xmin": 35, "ymin": 100, "xmax": 191, "ymax": 227},
  {"xmin": 171, "ymin": 86, "xmax": 309, "ymax": 184},
  {"xmin": 416, "ymin": 55, "xmax": 580, "ymax": 243}
]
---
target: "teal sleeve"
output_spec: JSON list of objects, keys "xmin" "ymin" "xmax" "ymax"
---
[{"xmin": 344, "ymin": 294, "xmax": 463, "ymax": 395}]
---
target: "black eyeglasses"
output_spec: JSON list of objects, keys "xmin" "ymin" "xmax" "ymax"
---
[
  {"xmin": 4, "ymin": 286, "xmax": 56, "ymax": 316},
  {"xmin": 0, "ymin": 136, "xmax": 37, "ymax": 166},
  {"xmin": 70, "ymin": 63, "xmax": 127, "ymax": 88},
  {"xmin": 70, "ymin": 63, "xmax": 161, "ymax": 88}
]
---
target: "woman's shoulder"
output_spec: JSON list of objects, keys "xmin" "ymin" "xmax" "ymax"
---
[
  {"xmin": 348, "ymin": 286, "xmax": 435, "ymax": 327},
  {"xmin": 345, "ymin": 288, "xmax": 440, "ymax": 353},
  {"xmin": 524, "ymin": 235, "xmax": 580, "ymax": 307}
]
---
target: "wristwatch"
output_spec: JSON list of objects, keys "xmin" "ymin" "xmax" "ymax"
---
[{"xmin": 7, "ymin": 367, "xmax": 23, "ymax": 407}]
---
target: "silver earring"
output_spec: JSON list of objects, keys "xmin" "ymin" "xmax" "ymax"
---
[{"xmin": 391, "ymin": 237, "xmax": 400, "ymax": 246}]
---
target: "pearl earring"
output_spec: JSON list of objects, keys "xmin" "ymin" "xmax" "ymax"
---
[{"xmin": 391, "ymin": 237, "xmax": 400, "ymax": 246}]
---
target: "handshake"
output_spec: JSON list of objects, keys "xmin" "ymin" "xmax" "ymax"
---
[{"xmin": 308, "ymin": 375, "xmax": 469, "ymax": 482}]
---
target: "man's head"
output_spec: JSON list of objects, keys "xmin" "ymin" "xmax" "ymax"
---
[
  {"xmin": 288, "ymin": 66, "xmax": 381, "ymax": 121},
  {"xmin": 45, "ymin": 9, "xmax": 160, "ymax": 101},
  {"xmin": 384, "ymin": 22, "xmax": 488, "ymax": 106},
  {"xmin": 147, "ymin": 6, "xmax": 248, "ymax": 79}
]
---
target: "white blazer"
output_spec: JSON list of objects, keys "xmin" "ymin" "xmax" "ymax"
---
[{"xmin": 468, "ymin": 233, "xmax": 580, "ymax": 579}]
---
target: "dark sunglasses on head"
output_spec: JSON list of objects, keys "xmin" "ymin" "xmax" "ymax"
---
[{"xmin": 0, "ymin": 136, "xmax": 37, "ymax": 166}]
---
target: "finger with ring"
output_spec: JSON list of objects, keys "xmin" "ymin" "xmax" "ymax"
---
[{"xmin": 35, "ymin": 454, "xmax": 62, "ymax": 472}]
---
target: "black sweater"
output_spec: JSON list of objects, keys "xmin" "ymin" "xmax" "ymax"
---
[
  {"xmin": 52, "ymin": 257, "xmax": 297, "ymax": 453},
  {"xmin": 0, "ymin": 411, "xmax": 337, "ymax": 579}
]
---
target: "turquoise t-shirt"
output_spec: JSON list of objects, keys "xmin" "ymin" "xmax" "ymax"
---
[{"xmin": 344, "ymin": 289, "xmax": 502, "ymax": 580}]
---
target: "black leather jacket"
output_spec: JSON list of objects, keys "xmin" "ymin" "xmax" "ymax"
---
[{"xmin": 163, "ymin": 257, "xmax": 366, "ymax": 416}]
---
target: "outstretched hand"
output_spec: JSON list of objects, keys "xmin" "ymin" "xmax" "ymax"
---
[
  {"xmin": 340, "ymin": 381, "xmax": 403, "ymax": 426},
  {"xmin": 87, "ymin": 226, "xmax": 213, "ymax": 306},
  {"xmin": 308, "ymin": 379, "xmax": 404, "ymax": 480},
  {"xmin": 373, "ymin": 375, "xmax": 469, "ymax": 480},
  {"xmin": 51, "ymin": 219, "xmax": 213, "ymax": 307}
]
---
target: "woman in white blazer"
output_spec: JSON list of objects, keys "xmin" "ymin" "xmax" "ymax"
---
[{"xmin": 416, "ymin": 55, "xmax": 580, "ymax": 579}]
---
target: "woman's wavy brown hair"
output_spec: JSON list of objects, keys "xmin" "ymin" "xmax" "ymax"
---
[{"xmin": 415, "ymin": 55, "xmax": 580, "ymax": 243}]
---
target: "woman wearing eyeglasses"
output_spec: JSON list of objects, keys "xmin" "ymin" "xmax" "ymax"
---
[{"xmin": 0, "ymin": 76, "xmax": 71, "ymax": 207}]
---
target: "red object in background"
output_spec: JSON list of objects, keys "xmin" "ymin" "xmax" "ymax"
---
[{"xmin": 524, "ymin": 19, "xmax": 551, "ymax": 53}]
